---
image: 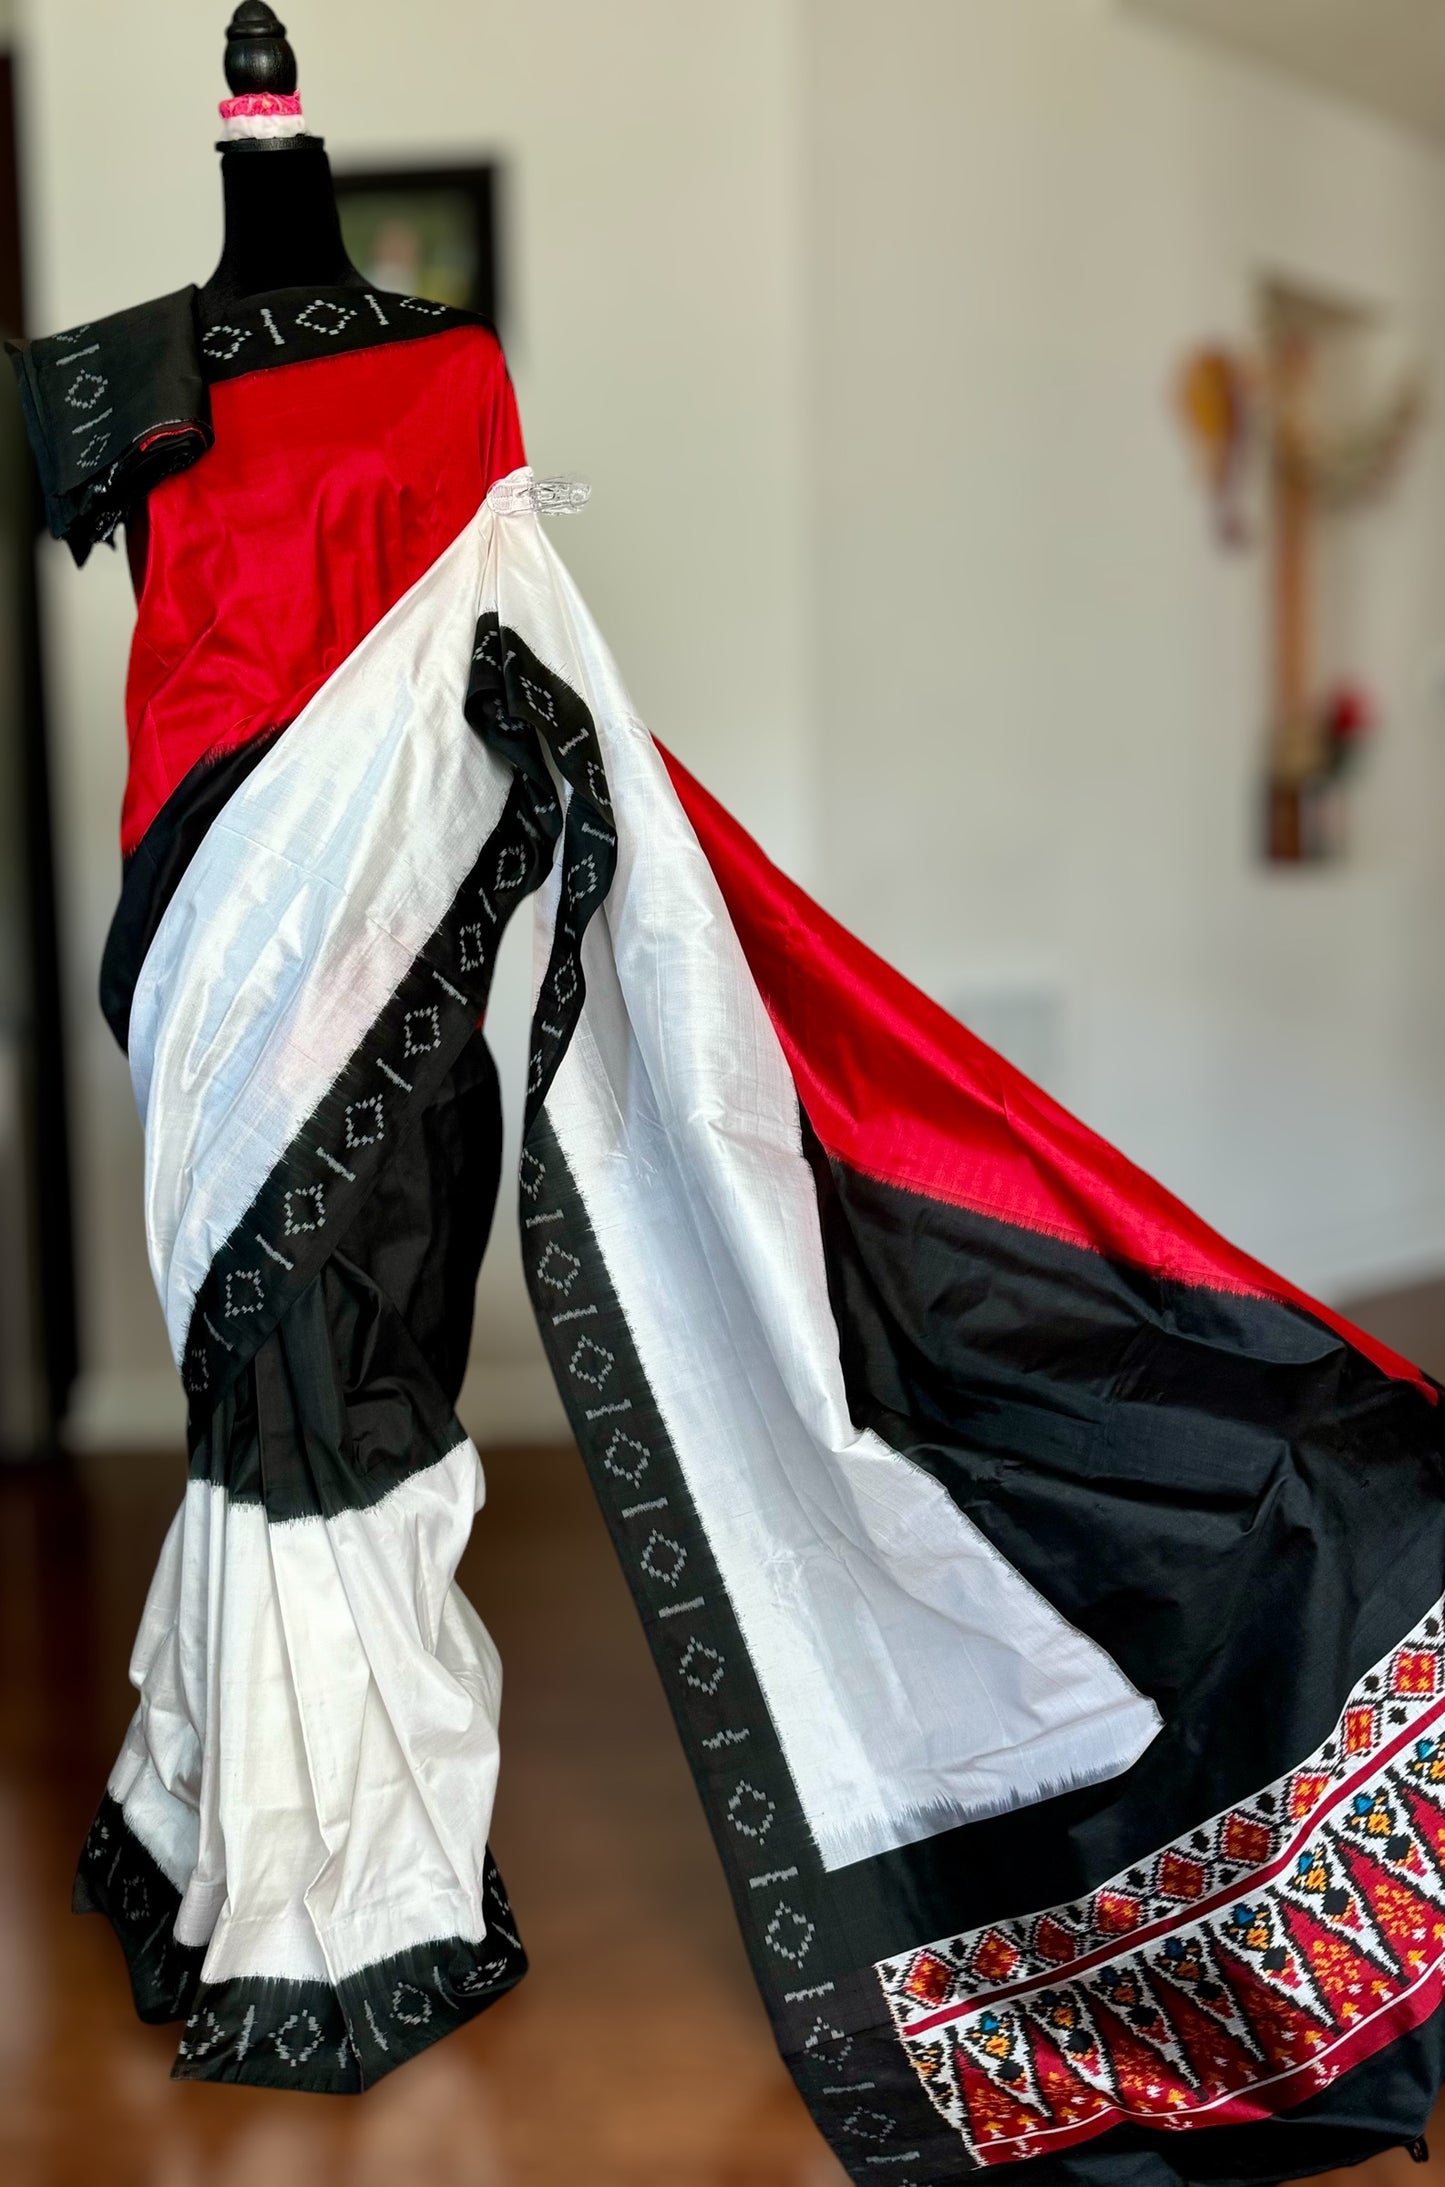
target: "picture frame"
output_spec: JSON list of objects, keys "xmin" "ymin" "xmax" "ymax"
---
[{"xmin": 334, "ymin": 163, "xmax": 500, "ymax": 326}]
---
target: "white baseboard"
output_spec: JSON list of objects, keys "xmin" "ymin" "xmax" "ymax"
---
[{"xmin": 64, "ymin": 1357, "xmax": 570, "ymax": 1455}]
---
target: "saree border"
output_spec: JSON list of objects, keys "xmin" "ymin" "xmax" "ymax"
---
[
  {"xmin": 76, "ymin": 1794, "xmax": 526, "ymax": 2092},
  {"xmin": 878, "ymin": 1611, "xmax": 1445, "ymax": 2165}
]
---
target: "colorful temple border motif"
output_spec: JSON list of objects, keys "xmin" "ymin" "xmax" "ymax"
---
[{"xmin": 877, "ymin": 1605, "xmax": 1445, "ymax": 2166}]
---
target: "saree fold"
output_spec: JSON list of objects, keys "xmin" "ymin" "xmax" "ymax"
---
[{"xmin": 17, "ymin": 277, "xmax": 1445, "ymax": 2179}]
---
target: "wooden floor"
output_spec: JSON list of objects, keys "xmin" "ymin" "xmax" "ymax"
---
[{"xmin": 2, "ymin": 1278, "xmax": 1445, "ymax": 2186}]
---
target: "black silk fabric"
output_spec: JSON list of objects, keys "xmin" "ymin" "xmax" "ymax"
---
[
  {"xmin": 799, "ymin": 1136, "xmax": 1445, "ymax": 2181},
  {"xmin": 9, "ymin": 287, "xmax": 211, "ymax": 563},
  {"xmin": 807, "ymin": 1135, "xmax": 1445, "ymax": 1941},
  {"xmin": 188, "ymin": 1033, "xmax": 504, "ymax": 1522}
]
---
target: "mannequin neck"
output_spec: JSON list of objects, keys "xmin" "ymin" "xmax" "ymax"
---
[{"xmin": 200, "ymin": 141, "xmax": 363, "ymax": 309}]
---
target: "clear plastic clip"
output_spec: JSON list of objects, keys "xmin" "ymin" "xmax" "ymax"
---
[{"xmin": 486, "ymin": 469, "xmax": 591, "ymax": 517}]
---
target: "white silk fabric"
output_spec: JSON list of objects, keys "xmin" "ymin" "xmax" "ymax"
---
[
  {"xmin": 499, "ymin": 480, "xmax": 1161, "ymax": 1870},
  {"xmin": 120, "ymin": 471, "xmax": 1159, "ymax": 1951}
]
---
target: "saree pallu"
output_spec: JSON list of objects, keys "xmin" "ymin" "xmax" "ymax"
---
[{"xmin": 76, "ymin": 466, "xmax": 1445, "ymax": 2180}]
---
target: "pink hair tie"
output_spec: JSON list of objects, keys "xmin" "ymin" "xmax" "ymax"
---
[{"xmin": 219, "ymin": 91, "xmax": 306, "ymax": 140}]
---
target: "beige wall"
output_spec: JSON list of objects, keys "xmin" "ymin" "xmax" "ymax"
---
[
  {"xmin": 16, "ymin": 0, "xmax": 1445, "ymax": 1448},
  {"xmin": 805, "ymin": 0, "xmax": 1445, "ymax": 1297}
]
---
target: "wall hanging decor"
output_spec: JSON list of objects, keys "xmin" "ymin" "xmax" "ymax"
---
[{"xmin": 1177, "ymin": 281, "xmax": 1424, "ymax": 863}]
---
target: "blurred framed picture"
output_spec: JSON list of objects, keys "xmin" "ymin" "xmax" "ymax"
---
[{"xmin": 334, "ymin": 164, "xmax": 500, "ymax": 326}]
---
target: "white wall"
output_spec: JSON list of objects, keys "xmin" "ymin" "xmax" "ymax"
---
[
  {"xmin": 15, "ymin": 0, "xmax": 1445, "ymax": 1449},
  {"xmin": 804, "ymin": 0, "xmax": 1445, "ymax": 1299}
]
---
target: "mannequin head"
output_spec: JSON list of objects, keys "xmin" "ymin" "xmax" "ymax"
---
[{"xmin": 200, "ymin": 4, "xmax": 363, "ymax": 307}]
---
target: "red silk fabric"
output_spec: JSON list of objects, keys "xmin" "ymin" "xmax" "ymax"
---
[
  {"xmin": 661, "ymin": 745, "xmax": 1432, "ymax": 1399},
  {"xmin": 122, "ymin": 326, "xmax": 524, "ymax": 855}
]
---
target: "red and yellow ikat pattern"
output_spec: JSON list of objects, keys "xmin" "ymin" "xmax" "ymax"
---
[{"xmin": 877, "ymin": 1607, "xmax": 1445, "ymax": 2166}]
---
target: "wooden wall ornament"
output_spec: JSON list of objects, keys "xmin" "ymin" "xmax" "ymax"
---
[
  {"xmin": 1263, "ymin": 285, "xmax": 1422, "ymax": 862},
  {"xmin": 1176, "ymin": 286, "xmax": 1425, "ymax": 865}
]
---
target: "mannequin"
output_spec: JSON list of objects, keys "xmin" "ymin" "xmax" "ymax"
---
[{"xmin": 199, "ymin": 3, "xmax": 363, "ymax": 309}]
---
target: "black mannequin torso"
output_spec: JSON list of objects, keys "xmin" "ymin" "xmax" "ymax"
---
[
  {"xmin": 200, "ymin": 143, "xmax": 364, "ymax": 310},
  {"xmin": 198, "ymin": 3, "xmax": 362, "ymax": 311}
]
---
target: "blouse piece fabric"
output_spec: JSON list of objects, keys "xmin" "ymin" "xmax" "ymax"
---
[
  {"xmin": 9, "ymin": 285, "xmax": 211, "ymax": 564},
  {"xmin": 15, "ymin": 285, "xmax": 1445, "ymax": 2185}
]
